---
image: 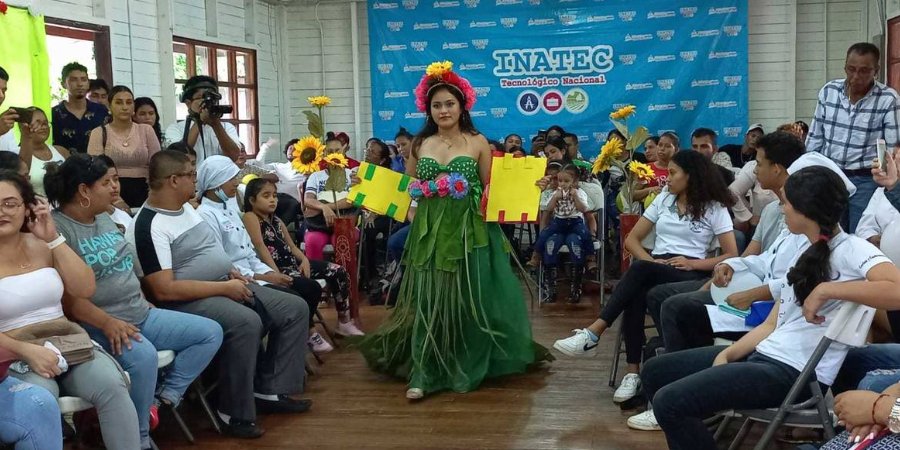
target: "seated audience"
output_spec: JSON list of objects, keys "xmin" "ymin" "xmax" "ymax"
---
[
  {"xmin": 243, "ymin": 179, "xmax": 363, "ymax": 338},
  {"xmin": 718, "ymin": 124, "xmax": 763, "ymax": 169},
  {"xmin": 45, "ymin": 154, "xmax": 223, "ymax": 449},
  {"xmin": 0, "ymin": 172, "xmax": 140, "ymax": 449},
  {"xmin": 638, "ymin": 166, "xmax": 900, "ymax": 450},
  {"xmin": 87, "ymin": 86, "xmax": 161, "ymax": 207},
  {"xmin": 816, "ymin": 380, "xmax": 900, "ymax": 449},
  {"xmin": 690, "ymin": 128, "xmax": 736, "ymax": 184},
  {"xmin": 128, "ymin": 150, "xmax": 311, "ymax": 439},
  {"xmin": 554, "ymin": 151, "xmax": 737, "ymax": 405},
  {"xmin": 395, "ymin": 128, "xmax": 414, "ymax": 169},
  {"xmin": 634, "ymin": 134, "xmax": 675, "ymax": 202},
  {"xmin": 648, "ymin": 132, "xmax": 806, "ymax": 353},
  {"xmin": 194, "ymin": 156, "xmax": 334, "ymax": 352},
  {"xmin": 857, "ymin": 187, "xmax": 900, "ymax": 248},
  {"xmin": 0, "ymin": 151, "xmax": 28, "ymax": 179},
  {"xmin": 303, "ymin": 135, "xmax": 358, "ymax": 260},
  {"xmin": 87, "ymin": 78, "xmax": 110, "ymax": 110}
]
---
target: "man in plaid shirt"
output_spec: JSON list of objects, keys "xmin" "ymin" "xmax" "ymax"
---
[{"xmin": 806, "ymin": 42, "xmax": 900, "ymax": 232}]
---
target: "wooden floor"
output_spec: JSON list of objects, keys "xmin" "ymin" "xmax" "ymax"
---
[{"xmin": 149, "ymin": 287, "xmax": 798, "ymax": 450}]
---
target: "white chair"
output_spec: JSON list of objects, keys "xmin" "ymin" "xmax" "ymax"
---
[{"xmin": 727, "ymin": 302, "xmax": 876, "ymax": 450}]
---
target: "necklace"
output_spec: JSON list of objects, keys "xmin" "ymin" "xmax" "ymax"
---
[
  {"xmin": 437, "ymin": 133, "xmax": 466, "ymax": 150},
  {"xmin": 16, "ymin": 238, "xmax": 31, "ymax": 270},
  {"xmin": 111, "ymin": 123, "xmax": 134, "ymax": 148}
]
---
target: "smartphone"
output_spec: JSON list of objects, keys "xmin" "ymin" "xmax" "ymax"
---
[
  {"xmin": 877, "ymin": 138, "xmax": 887, "ymax": 169},
  {"xmin": 10, "ymin": 107, "xmax": 33, "ymax": 124}
]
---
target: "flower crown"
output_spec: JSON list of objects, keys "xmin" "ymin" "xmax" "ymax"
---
[{"xmin": 414, "ymin": 61, "xmax": 477, "ymax": 112}]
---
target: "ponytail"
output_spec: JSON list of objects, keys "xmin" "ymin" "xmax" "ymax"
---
[
  {"xmin": 786, "ymin": 231, "xmax": 834, "ymax": 306},
  {"xmin": 783, "ymin": 166, "xmax": 848, "ymax": 305}
]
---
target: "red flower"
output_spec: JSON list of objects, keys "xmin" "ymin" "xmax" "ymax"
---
[{"xmin": 0, "ymin": 2, "xmax": 8, "ymax": 14}]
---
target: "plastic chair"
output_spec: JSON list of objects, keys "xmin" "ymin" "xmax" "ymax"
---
[{"xmin": 728, "ymin": 302, "xmax": 876, "ymax": 450}]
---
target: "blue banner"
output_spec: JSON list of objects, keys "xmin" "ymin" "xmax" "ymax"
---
[{"xmin": 368, "ymin": 0, "xmax": 748, "ymax": 159}]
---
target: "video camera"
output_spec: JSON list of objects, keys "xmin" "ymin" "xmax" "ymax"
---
[{"xmin": 200, "ymin": 90, "xmax": 233, "ymax": 119}]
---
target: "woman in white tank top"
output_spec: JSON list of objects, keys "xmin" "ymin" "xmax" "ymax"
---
[{"xmin": 0, "ymin": 171, "xmax": 142, "ymax": 449}]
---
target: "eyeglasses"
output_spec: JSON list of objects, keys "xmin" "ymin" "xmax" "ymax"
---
[{"xmin": 0, "ymin": 200, "xmax": 24, "ymax": 215}]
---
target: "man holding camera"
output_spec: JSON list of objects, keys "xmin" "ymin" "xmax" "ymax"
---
[
  {"xmin": 0, "ymin": 66, "xmax": 36, "ymax": 161},
  {"xmin": 164, "ymin": 75, "xmax": 240, "ymax": 164}
]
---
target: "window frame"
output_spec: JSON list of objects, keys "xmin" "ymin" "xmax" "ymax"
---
[
  {"xmin": 44, "ymin": 19, "xmax": 114, "ymax": 87},
  {"xmin": 173, "ymin": 37, "xmax": 259, "ymax": 153}
]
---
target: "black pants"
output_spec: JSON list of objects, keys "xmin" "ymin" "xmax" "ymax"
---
[
  {"xmin": 598, "ymin": 258, "xmax": 707, "ymax": 364},
  {"xmin": 643, "ymin": 347, "xmax": 802, "ymax": 450},
  {"xmin": 119, "ymin": 177, "xmax": 149, "ymax": 208},
  {"xmin": 647, "ymin": 279, "xmax": 747, "ymax": 352}
]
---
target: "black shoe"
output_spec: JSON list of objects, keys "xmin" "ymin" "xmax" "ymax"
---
[
  {"xmin": 255, "ymin": 395, "xmax": 313, "ymax": 414},
  {"xmin": 223, "ymin": 419, "xmax": 265, "ymax": 439}
]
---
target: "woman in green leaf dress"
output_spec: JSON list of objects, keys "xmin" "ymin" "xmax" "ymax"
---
[{"xmin": 355, "ymin": 62, "xmax": 552, "ymax": 400}]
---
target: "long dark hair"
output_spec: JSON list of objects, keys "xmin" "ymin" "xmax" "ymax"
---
[
  {"xmin": 134, "ymin": 97, "xmax": 162, "ymax": 143},
  {"xmin": 670, "ymin": 150, "xmax": 735, "ymax": 221},
  {"xmin": 243, "ymin": 177, "xmax": 277, "ymax": 213},
  {"xmin": 367, "ymin": 138, "xmax": 391, "ymax": 168},
  {"xmin": 395, "ymin": 127, "xmax": 413, "ymax": 140},
  {"xmin": 785, "ymin": 166, "xmax": 849, "ymax": 305},
  {"xmin": 413, "ymin": 85, "xmax": 479, "ymax": 158},
  {"xmin": 0, "ymin": 170, "xmax": 36, "ymax": 231},
  {"xmin": 44, "ymin": 154, "xmax": 111, "ymax": 208}
]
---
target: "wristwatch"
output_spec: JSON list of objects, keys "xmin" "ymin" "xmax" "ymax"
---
[{"xmin": 889, "ymin": 397, "xmax": 900, "ymax": 433}]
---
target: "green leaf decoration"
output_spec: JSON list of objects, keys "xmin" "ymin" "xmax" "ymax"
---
[
  {"xmin": 304, "ymin": 111, "xmax": 324, "ymax": 139},
  {"xmin": 627, "ymin": 126, "xmax": 649, "ymax": 151},
  {"xmin": 612, "ymin": 119, "xmax": 629, "ymax": 141},
  {"xmin": 324, "ymin": 166, "xmax": 347, "ymax": 192}
]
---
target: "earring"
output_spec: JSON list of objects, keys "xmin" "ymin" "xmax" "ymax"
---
[{"xmin": 79, "ymin": 197, "xmax": 91, "ymax": 209}]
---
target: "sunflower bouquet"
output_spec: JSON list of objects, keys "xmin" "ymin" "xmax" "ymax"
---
[{"xmin": 592, "ymin": 105, "xmax": 653, "ymax": 214}]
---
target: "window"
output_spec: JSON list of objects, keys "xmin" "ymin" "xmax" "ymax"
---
[
  {"xmin": 173, "ymin": 38, "xmax": 258, "ymax": 153},
  {"xmin": 45, "ymin": 20, "xmax": 113, "ymax": 104}
]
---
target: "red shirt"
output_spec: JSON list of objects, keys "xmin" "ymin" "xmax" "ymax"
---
[{"xmin": 647, "ymin": 164, "xmax": 669, "ymax": 188}]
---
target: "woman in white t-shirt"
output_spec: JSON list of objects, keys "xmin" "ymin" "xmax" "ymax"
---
[
  {"xmin": 857, "ymin": 187, "xmax": 900, "ymax": 248},
  {"xmin": 638, "ymin": 166, "xmax": 900, "ymax": 450},
  {"xmin": 553, "ymin": 150, "xmax": 738, "ymax": 401},
  {"xmin": 19, "ymin": 108, "xmax": 69, "ymax": 197}
]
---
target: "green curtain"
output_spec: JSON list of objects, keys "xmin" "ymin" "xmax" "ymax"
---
[{"xmin": 0, "ymin": 6, "xmax": 50, "ymax": 141}]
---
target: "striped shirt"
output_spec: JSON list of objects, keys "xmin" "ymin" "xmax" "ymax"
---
[{"xmin": 806, "ymin": 79, "xmax": 900, "ymax": 170}]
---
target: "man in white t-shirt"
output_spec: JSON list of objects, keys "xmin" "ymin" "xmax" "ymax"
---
[
  {"xmin": 0, "ymin": 66, "xmax": 21, "ymax": 153},
  {"xmin": 163, "ymin": 76, "xmax": 241, "ymax": 164}
]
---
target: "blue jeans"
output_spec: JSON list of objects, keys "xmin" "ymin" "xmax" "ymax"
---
[
  {"xmin": 833, "ymin": 343, "xmax": 900, "ymax": 393},
  {"xmin": 84, "ymin": 308, "xmax": 223, "ymax": 448},
  {"xmin": 642, "ymin": 346, "xmax": 802, "ymax": 450},
  {"xmin": 537, "ymin": 217, "xmax": 593, "ymax": 266},
  {"xmin": 845, "ymin": 175, "xmax": 877, "ymax": 233},
  {"xmin": 0, "ymin": 377, "xmax": 62, "ymax": 450},
  {"xmin": 387, "ymin": 223, "xmax": 410, "ymax": 263}
]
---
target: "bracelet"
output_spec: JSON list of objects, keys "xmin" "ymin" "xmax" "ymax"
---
[
  {"xmin": 873, "ymin": 394, "xmax": 889, "ymax": 424},
  {"xmin": 47, "ymin": 234, "xmax": 66, "ymax": 250}
]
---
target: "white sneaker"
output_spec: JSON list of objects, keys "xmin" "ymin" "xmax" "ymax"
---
[
  {"xmin": 308, "ymin": 332, "xmax": 333, "ymax": 353},
  {"xmin": 627, "ymin": 409, "xmax": 661, "ymax": 431},
  {"xmin": 613, "ymin": 373, "xmax": 641, "ymax": 403},
  {"xmin": 336, "ymin": 321, "xmax": 365, "ymax": 337},
  {"xmin": 552, "ymin": 329, "xmax": 598, "ymax": 357}
]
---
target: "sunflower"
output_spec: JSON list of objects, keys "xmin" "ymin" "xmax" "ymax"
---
[
  {"xmin": 307, "ymin": 96, "xmax": 332, "ymax": 107},
  {"xmin": 592, "ymin": 136, "xmax": 624, "ymax": 174},
  {"xmin": 291, "ymin": 136, "xmax": 325, "ymax": 174},
  {"xmin": 323, "ymin": 152, "xmax": 349, "ymax": 168},
  {"xmin": 426, "ymin": 60, "xmax": 453, "ymax": 78},
  {"xmin": 609, "ymin": 105, "xmax": 636, "ymax": 120},
  {"xmin": 628, "ymin": 161, "xmax": 656, "ymax": 182}
]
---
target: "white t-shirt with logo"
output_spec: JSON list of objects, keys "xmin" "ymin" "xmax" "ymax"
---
[
  {"xmin": 642, "ymin": 190, "xmax": 733, "ymax": 259},
  {"xmin": 755, "ymin": 233, "xmax": 890, "ymax": 385}
]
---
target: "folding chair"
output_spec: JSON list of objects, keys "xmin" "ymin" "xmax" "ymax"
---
[{"xmin": 727, "ymin": 302, "xmax": 875, "ymax": 450}]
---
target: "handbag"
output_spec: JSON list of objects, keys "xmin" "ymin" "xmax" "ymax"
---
[{"xmin": 6, "ymin": 317, "xmax": 95, "ymax": 366}]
